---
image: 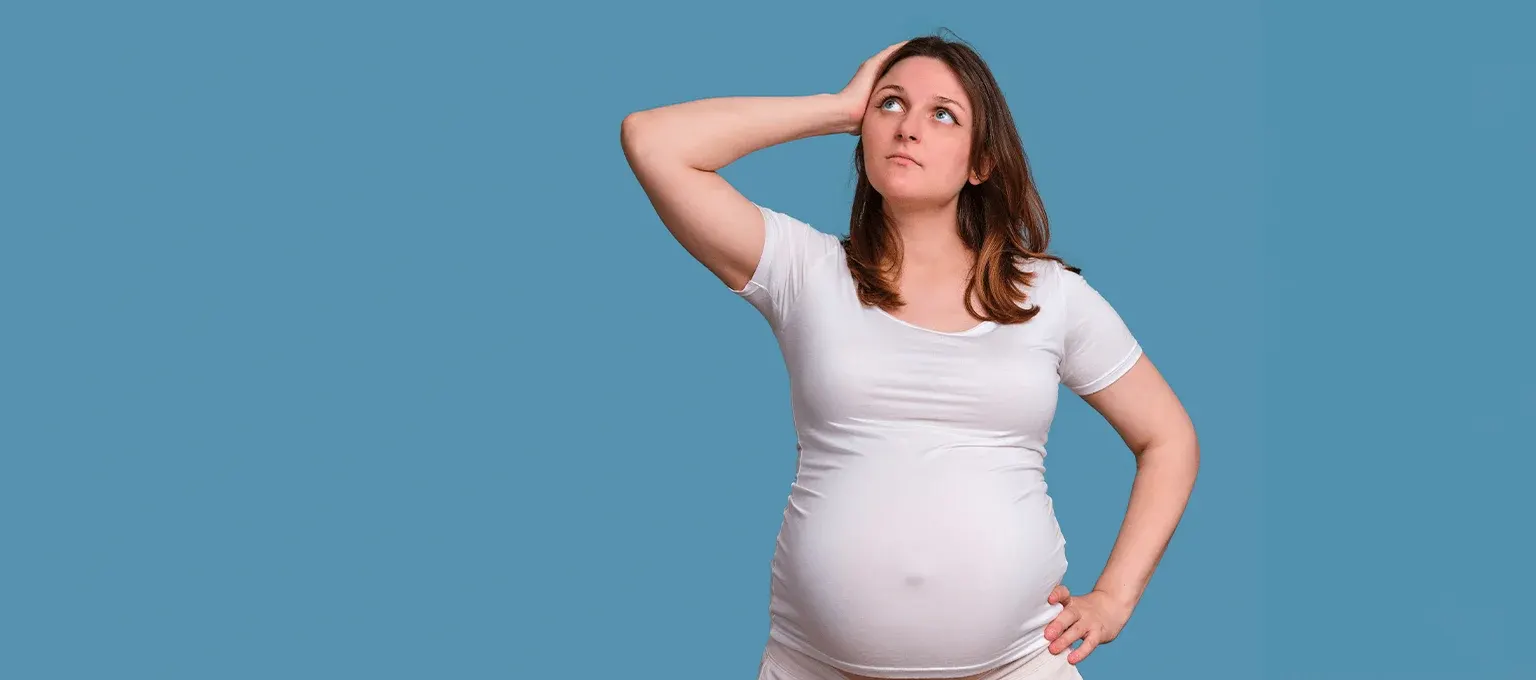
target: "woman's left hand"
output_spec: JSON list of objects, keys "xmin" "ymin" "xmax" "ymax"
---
[{"xmin": 1043, "ymin": 585, "xmax": 1134, "ymax": 664}]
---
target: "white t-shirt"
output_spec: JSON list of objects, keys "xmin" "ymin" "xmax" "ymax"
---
[{"xmin": 732, "ymin": 204, "xmax": 1143, "ymax": 678}]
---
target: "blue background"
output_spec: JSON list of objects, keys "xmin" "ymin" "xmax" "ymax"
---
[{"xmin": 1, "ymin": 1, "xmax": 1529, "ymax": 678}]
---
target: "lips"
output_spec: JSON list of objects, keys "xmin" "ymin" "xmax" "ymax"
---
[{"xmin": 887, "ymin": 152, "xmax": 920, "ymax": 166}]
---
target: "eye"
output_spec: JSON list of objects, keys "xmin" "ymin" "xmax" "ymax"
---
[
  {"xmin": 935, "ymin": 108, "xmax": 956, "ymax": 124},
  {"xmin": 879, "ymin": 96, "xmax": 903, "ymax": 112}
]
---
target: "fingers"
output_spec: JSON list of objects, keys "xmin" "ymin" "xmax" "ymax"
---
[
  {"xmin": 856, "ymin": 41, "xmax": 906, "ymax": 76},
  {"xmin": 1068, "ymin": 630, "xmax": 1101, "ymax": 665},
  {"xmin": 873, "ymin": 40, "xmax": 909, "ymax": 61},
  {"xmin": 854, "ymin": 40, "xmax": 908, "ymax": 84},
  {"xmin": 839, "ymin": 40, "xmax": 911, "ymax": 136},
  {"xmin": 1050, "ymin": 619, "xmax": 1090, "ymax": 656},
  {"xmin": 1043, "ymin": 606, "xmax": 1079, "ymax": 644}
]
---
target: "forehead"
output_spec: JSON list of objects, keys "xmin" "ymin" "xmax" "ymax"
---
[{"xmin": 877, "ymin": 56, "xmax": 969, "ymax": 108}]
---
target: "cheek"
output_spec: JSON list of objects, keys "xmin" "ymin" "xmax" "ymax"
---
[
  {"xmin": 860, "ymin": 113, "xmax": 895, "ymax": 140},
  {"xmin": 951, "ymin": 131, "xmax": 978, "ymax": 171},
  {"xmin": 935, "ymin": 136, "xmax": 974, "ymax": 181}
]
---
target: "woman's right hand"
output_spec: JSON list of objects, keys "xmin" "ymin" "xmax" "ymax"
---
[
  {"xmin": 620, "ymin": 41, "xmax": 911, "ymax": 291},
  {"xmin": 835, "ymin": 40, "xmax": 909, "ymax": 136}
]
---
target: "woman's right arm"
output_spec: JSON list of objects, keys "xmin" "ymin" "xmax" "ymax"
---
[
  {"xmin": 619, "ymin": 94, "xmax": 856, "ymax": 291},
  {"xmin": 619, "ymin": 41, "xmax": 907, "ymax": 291}
]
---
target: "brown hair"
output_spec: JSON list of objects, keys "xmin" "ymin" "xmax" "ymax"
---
[{"xmin": 843, "ymin": 33, "xmax": 1078, "ymax": 324}]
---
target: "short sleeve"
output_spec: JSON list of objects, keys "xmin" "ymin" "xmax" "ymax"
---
[
  {"xmin": 732, "ymin": 204, "xmax": 842, "ymax": 330},
  {"xmin": 1056, "ymin": 266, "xmax": 1143, "ymax": 395}
]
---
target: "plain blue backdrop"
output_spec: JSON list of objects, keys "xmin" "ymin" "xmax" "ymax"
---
[{"xmin": 2, "ymin": 1, "xmax": 1529, "ymax": 678}]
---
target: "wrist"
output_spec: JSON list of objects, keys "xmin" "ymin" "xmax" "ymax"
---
[
  {"xmin": 820, "ymin": 92, "xmax": 864, "ymax": 134},
  {"xmin": 1089, "ymin": 587, "xmax": 1140, "ymax": 617}
]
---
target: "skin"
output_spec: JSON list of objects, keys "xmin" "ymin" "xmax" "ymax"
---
[
  {"xmin": 856, "ymin": 53, "xmax": 993, "ymax": 333},
  {"xmin": 621, "ymin": 39, "xmax": 1199, "ymax": 677}
]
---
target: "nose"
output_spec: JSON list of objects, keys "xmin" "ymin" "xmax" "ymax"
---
[{"xmin": 894, "ymin": 115, "xmax": 919, "ymax": 143}]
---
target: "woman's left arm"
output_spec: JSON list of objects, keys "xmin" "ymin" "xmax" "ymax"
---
[{"xmin": 1044, "ymin": 352, "xmax": 1200, "ymax": 665}]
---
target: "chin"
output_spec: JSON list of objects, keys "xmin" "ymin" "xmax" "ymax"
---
[
  {"xmin": 870, "ymin": 176, "xmax": 944, "ymax": 207},
  {"xmin": 869, "ymin": 171, "xmax": 920, "ymax": 196}
]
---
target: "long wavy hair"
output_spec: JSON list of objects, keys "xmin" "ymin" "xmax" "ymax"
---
[{"xmin": 843, "ymin": 34, "xmax": 1078, "ymax": 324}]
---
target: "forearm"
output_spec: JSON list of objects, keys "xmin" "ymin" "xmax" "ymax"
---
[
  {"xmin": 1091, "ymin": 438, "xmax": 1200, "ymax": 613},
  {"xmin": 621, "ymin": 93, "xmax": 857, "ymax": 172}
]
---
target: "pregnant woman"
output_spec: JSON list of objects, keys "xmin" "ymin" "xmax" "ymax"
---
[{"xmin": 620, "ymin": 34, "xmax": 1200, "ymax": 680}]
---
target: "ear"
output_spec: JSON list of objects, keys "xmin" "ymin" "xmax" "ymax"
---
[{"xmin": 969, "ymin": 157, "xmax": 993, "ymax": 185}]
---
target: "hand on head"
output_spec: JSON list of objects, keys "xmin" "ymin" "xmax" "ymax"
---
[{"xmin": 836, "ymin": 40, "xmax": 910, "ymax": 136}]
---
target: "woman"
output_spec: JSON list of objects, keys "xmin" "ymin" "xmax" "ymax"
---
[{"xmin": 620, "ymin": 34, "xmax": 1199, "ymax": 680}]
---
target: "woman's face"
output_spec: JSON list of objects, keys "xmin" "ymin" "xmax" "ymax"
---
[{"xmin": 861, "ymin": 56, "xmax": 982, "ymax": 208}]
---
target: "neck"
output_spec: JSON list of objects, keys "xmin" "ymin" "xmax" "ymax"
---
[{"xmin": 885, "ymin": 197, "xmax": 971, "ymax": 270}]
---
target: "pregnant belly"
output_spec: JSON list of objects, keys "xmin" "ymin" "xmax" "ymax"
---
[{"xmin": 771, "ymin": 445, "xmax": 1069, "ymax": 674}]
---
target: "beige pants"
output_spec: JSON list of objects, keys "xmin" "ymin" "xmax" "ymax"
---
[{"xmin": 756, "ymin": 636, "xmax": 1086, "ymax": 680}]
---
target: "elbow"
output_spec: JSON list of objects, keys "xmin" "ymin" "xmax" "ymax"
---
[
  {"xmin": 1186, "ymin": 433, "xmax": 1202, "ymax": 475},
  {"xmin": 621, "ymin": 110, "xmax": 691, "ymax": 173},
  {"xmin": 1171, "ymin": 426, "xmax": 1200, "ymax": 468},
  {"xmin": 1136, "ymin": 428, "xmax": 1200, "ymax": 473},
  {"xmin": 620, "ymin": 109, "xmax": 657, "ymax": 159},
  {"xmin": 620, "ymin": 111, "xmax": 643, "ymax": 154}
]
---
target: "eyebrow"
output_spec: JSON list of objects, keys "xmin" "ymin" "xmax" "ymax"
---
[{"xmin": 874, "ymin": 84, "xmax": 968, "ymax": 113}]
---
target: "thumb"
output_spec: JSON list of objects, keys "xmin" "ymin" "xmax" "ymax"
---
[{"xmin": 1048, "ymin": 584, "xmax": 1072, "ymax": 605}]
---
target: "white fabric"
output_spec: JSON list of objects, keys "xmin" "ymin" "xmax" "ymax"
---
[
  {"xmin": 732, "ymin": 204, "xmax": 1142, "ymax": 679},
  {"xmin": 759, "ymin": 632, "xmax": 1086, "ymax": 680}
]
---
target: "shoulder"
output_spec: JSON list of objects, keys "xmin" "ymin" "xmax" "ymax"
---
[
  {"xmin": 733, "ymin": 203, "xmax": 846, "ymax": 327},
  {"xmin": 756, "ymin": 203, "xmax": 844, "ymax": 254},
  {"xmin": 1012, "ymin": 255, "xmax": 1074, "ymax": 296},
  {"xmin": 1015, "ymin": 255, "xmax": 1066, "ymax": 275}
]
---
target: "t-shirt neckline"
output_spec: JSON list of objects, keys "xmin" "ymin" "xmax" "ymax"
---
[{"xmin": 872, "ymin": 307, "xmax": 999, "ymax": 337}]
